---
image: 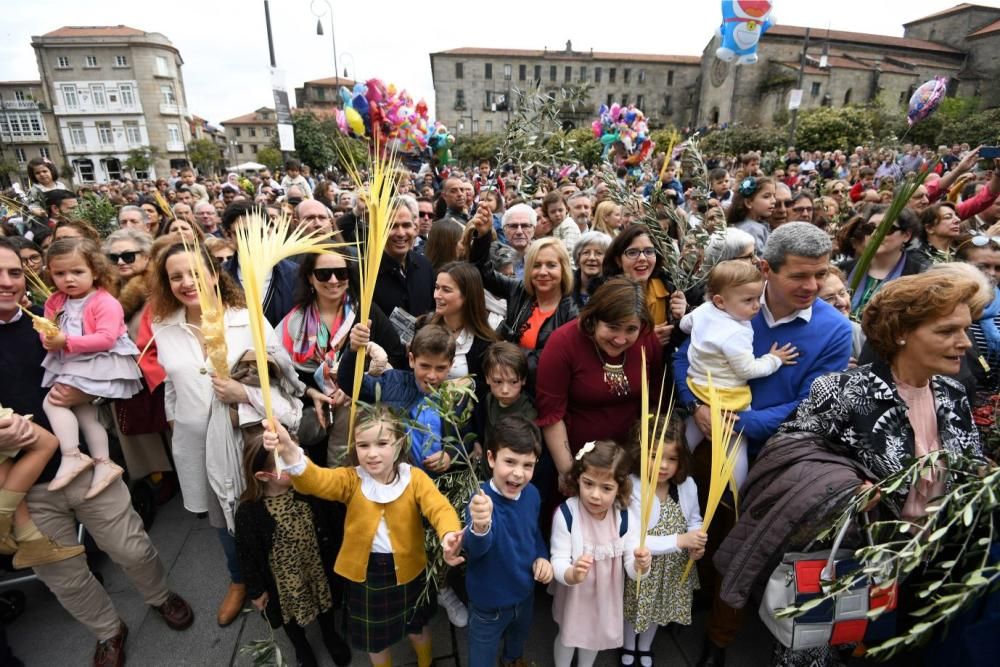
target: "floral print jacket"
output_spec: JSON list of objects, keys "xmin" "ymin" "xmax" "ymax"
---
[{"xmin": 779, "ymin": 360, "xmax": 983, "ymax": 515}]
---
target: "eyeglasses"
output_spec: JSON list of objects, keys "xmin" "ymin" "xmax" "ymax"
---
[
  {"xmin": 418, "ymin": 211, "xmax": 434, "ymax": 219},
  {"xmin": 107, "ymin": 251, "xmax": 141, "ymax": 264},
  {"xmin": 312, "ymin": 267, "xmax": 350, "ymax": 282},
  {"xmin": 820, "ymin": 288, "xmax": 850, "ymax": 304},
  {"xmin": 773, "ymin": 200, "xmax": 790, "ymax": 208},
  {"xmin": 21, "ymin": 253, "xmax": 42, "ymax": 265},
  {"xmin": 830, "ymin": 188, "xmax": 846, "ymax": 195},
  {"xmin": 623, "ymin": 247, "xmax": 657, "ymax": 259},
  {"xmin": 733, "ymin": 251, "xmax": 756, "ymax": 262},
  {"xmin": 505, "ymin": 223, "xmax": 533, "ymax": 230}
]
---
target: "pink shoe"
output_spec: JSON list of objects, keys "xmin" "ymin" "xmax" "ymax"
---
[
  {"xmin": 47, "ymin": 452, "xmax": 94, "ymax": 491},
  {"xmin": 84, "ymin": 460, "xmax": 124, "ymax": 500}
]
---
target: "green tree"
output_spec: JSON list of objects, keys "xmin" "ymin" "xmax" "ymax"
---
[
  {"xmin": 255, "ymin": 146, "xmax": 283, "ymax": 172},
  {"xmin": 938, "ymin": 107, "xmax": 1000, "ymax": 147},
  {"xmin": 563, "ymin": 127, "xmax": 602, "ymax": 168},
  {"xmin": 794, "ymin": 106, "xmax": 874, "ymax": 152},
  {"xmin": 700, "ymin": 125, "xmax": 788, "ymax": 157},
  {"xmin": 288, "ymin": 111, "xmax": 338, "ymax": 172},
  {"xmin": 187, "ymin": 138, "xmax": 223, "ymax": 176},
  {"xmin": 330, "ymin": 136, "xmax": 367, "ymax": 171},
  {"xmin": 452, "ymin": 134, "xmax": 502, "ymax": 165},
  {"xmin": 124, "ymin": 146, "xmax": 160, "ymax": 176}
]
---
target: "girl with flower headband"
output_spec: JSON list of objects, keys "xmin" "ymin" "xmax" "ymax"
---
[
  {"xmin": 726, "ymin": 176, "xmax": 776, "ymax": 254},
  {"xmin": 549, "ymin": 439, "xmax": 650, "ymax": 667}
]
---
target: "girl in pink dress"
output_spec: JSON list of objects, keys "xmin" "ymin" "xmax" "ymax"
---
[{"xmin": 549, "ymin": 440, "xmax": 650, "ymax": 667}]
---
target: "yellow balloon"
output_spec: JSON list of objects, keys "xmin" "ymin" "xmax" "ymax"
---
[{"xmin": 345, "ymin": 107, "xmax": 366, "ymax": 136}]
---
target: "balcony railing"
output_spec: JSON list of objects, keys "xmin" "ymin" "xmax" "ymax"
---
[{"xmin": 1, "ymin": 100, "xmax": 40, "ymax": 110}]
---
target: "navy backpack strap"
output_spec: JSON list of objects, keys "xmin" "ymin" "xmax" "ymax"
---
[
  {"xmin": 619, "ymin": 508, "xmax": 629, "ymax": 537},
  {"xmin": 558, "ymin": 502, "xmax": 572, "ymax": 533}
]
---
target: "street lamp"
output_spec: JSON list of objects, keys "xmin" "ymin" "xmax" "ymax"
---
[
  {"xmin": 339, "ymin": 52, "xmax": 356, "ymax": 81},
  {"xmin": 311, "ymin": 0, "xmax": 340, "ymax": 87}
]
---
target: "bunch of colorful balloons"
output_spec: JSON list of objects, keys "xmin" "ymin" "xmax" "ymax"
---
[
  {"xmin": 592, "ymin": 103, "xmax": 655, "ymax": 169},
  {"xmin": 333, "ymin": 78, "xmax": 455, "ymax": 163}
]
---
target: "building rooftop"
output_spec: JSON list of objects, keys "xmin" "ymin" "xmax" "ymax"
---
[
  {"xmin": 764, "ymin": 24, "xmax": 964, "ymax": 55},
  {"xmin": 432, "ymin": 46, "xmax": 701, "ymax": 65},
  {"xmin": 220, "ymin": 107, "xmax": 275, "ymax": 125},
  {"xmin": 41, "ymin": 25, "xmax": 147, "ymax": 38},
  {"xmin": 0, "ymin": 80, "xmax": 42, "ymax": 86},
  {"xmin": 902, "ymin": 2, "xmax": 997, "ymax": 26},
  {"xmin": 968, "ymin": 17, "xmax": 1000, "ymax": 37},
  {"xmin": 301, "ymin": 76, "xmax": 357, "ymax": 87}
]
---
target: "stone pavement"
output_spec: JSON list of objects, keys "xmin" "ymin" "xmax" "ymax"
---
[{"xmin": 1, "ymin": 493, "xmax": 776, "ymax": 666}]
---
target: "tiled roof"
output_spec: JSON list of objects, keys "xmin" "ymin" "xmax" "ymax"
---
[
  {"xmin": 764, "ymin": 25, "xmax": 964, "ymax": 55},
  {"xmin": 42, "ymin": 26, "xmax": 146, "ymax": 38},
  {"xmin": 0, "ymin": 80, "xmax": 42, "ymax": 86},
  {"xmin": 302, "ymin": 76, "xmax": 357, "ymax": 87},
  {"xmin": 220, "ymin": 108, "xmax": 276, "ymax": 125},
  {"xmin": 968, "ymin": 18, "xmax": 1000, "ymax": 37},
  {"xmin": 903, "ymin": 3, "xmax": 988, "ymax": 25},
  {"xmin": 433, "ymin": 47, "xmax": 701, "ymax": 65}
]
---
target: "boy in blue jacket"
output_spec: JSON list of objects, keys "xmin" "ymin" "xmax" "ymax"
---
[{"xmin": 465, "ymin": 416, "xmax": 553, "ymax": 667}]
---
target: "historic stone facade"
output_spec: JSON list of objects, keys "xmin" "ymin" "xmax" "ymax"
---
[
  {"xmin": 294, "ymin": 75, "xmax": 357, "ymax": 111},
  {"xmin": 0, "ymin": 80, "xmax": 64, "ymax": 186},
  {"xmin": 31, "ymin": 25, "xmax": 193, "ymax": 184},
  {"xmin": 430, "ymin": 42, "xmax": 701, "ymax": 135}
]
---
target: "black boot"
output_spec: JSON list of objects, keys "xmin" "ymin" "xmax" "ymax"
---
[
  {"xmin": 696, "ymin": 638, "xmax": 726, "ymax": 667},
  {"xmin": 283, "ymin": 621, "xmax": 318, "ymax": 667},
  {"xmin": 319, "ymin": 610, "xmax": 352, "ymax": 666}
]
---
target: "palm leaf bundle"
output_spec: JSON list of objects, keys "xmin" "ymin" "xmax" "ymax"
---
[
  {"xmin": 153, "ymin": 191, "xmax": 174, "ymax": 221},
  {"xmin": 182, "ymin": 237, "xmax": 229, "ymax": 379},
  {"xmin": 681, "ymin": 372, "xmax": 742, "ymax": 581}
]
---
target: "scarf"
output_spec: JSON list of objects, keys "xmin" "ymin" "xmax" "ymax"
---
[
  {"xmin": 281, "ymin": 298, "xmax": 355, "ymax": 368},
  {"xmin": 979, "ymin": 287, "xmax": 1000, "ymax": 358}
]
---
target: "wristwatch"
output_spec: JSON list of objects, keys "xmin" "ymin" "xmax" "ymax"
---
[{"xmin": 685, "ymin": 397, "xmax": 703, "ymax": 414}]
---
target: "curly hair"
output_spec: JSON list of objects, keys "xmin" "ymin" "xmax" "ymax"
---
[
  {"xmin": 862, "ymin": 271, "xmax": 983, "ymax": 362},
  {"xmin": 626, "ymin": 413, "xmax": 690, "ymax": 485},
  {"xmin": 149, "ymin": 241, "xmax": 246, "ymax": 321},
  {"xmin": 564, "ymin": 440, "xmax": 632, "ymax": 510},
  {"xmin": 45, "ymin": 238, "xmax": 117, "ymax": 294}
]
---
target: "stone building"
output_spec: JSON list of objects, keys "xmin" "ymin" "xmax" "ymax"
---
[
  {"xmin": 294, "ymin": 75, "xmax": 356, "ymax": 111},
  {"xmin": 430, "ymin": 41, "xmax": 701, "ymax": 135},
  {"xmin": 220, "ymin": 107, "xmax": 277, "ymax": 165},
  {"xmin": 0, "ymin": 80, "xmax": 64, "ymax": 186},
  {"xmin": 696, "ymin": 3, "xmax": 1000, "ymax": 129},
  {"xmin": 31, "ymin": 25, "xmax": 193, "ymax": 184}
]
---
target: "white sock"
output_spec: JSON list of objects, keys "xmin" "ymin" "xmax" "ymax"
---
[
  {"xmin": 622, "ymin": 619, "xmax": 637, "ymax": 665},
  {"xmin": 554, "ymin": 634, "xmax": 575, "ymax": 667},
  {"xmin": 636, "ymin": 624, "xmax": 658, "ymax": 667}
]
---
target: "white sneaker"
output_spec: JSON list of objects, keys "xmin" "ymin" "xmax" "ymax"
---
[{"xmin": 437, "ymin": 587, "xmax": 468, "ymax": 627}]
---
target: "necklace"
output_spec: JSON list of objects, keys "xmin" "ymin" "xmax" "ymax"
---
[{"xmin": 594, "ymin": 343, "xmax": 629, "ymax": 397}]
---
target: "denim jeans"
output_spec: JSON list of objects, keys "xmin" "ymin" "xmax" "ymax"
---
[{"xmin": 468, "ymin": 593, "xmax": 534, "ymax": 667}]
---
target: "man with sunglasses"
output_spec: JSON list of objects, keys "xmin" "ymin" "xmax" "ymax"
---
[
  {"xmin": 767, "ymin": 183, "xmax": 792, "ymax": 230},
  {"xmin": 414, "ymin": 197, "xmax": 436, "ymax": 253}
]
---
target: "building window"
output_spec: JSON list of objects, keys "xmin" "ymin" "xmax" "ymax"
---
[
  {"xmin": 61, "ymin": 85, "xmax": 78, "ymax": 108},
  {"xmin": 13, "ymin": 91, "xmax": 25, "ymax": 102},
  {"xmin": 115, "ymin": 55, "xmax": 128, "ymax": 67},
  {"xmin": 69, "ymin": 123, "xmax": 86, "ymax": 146},
  {"xmin": 119, "ymin": 84, "xmax": 135, "ymax": 107},
  {"xmin": 96, "ymin": 122, "xmax": 113, "ymax": 145},
  {"xmin": 167, "ymin": 124, "xmax": 181, "ymax": 143},
  {"xmin": 84, "ymin": 56, "xmax": 98, "ymax": 68},
  {"xmin": 156, "ymin": 56, "xmax": 170, "ymax": 77},
  {"xmin": 609, "ymin": 67, "xmax": 617, "ymax": 83},
  {"xmin": 485, "ymin": 120, "xmax": 493, "ymax": 133},
  {"xmin": 485, "ymin": 63, "xmax": 492, "ymax": 79},
  {"xmin": 237, "ymin": 144, "xmax": 244, "ymax": 154},
  {"xmin": 40, "ymin": 147, "xmax": 50, "ymax": 159},
  {"xmin": 503, "ymin": 64, "xmax": 511, "ymax": 80},
  {"xmin": 580, "ymin": 66, "xmax": 587, "ymax": 82},
  {"xmin": 638, "ymin": 69, "xmax": 646, "ymax": 84},
  {"xmin": 636, "ymin": 94, "xmax": 644, "ymax": 109},
  {"xmin": 455, "ymin": 89, "xmax": 465, "ymax": 108},
  {"xmin": 124, "ymin": 121, "xmax": 141, "ymax": 145},
  {"xmin": 667, "ymin": 70, "xmax": 674, "ymax": 86},
  {"xmin": 455, "ymin": 62, "xmax": 463, "ymax": 79},
  {"xmin": 161, "ymin": 85, "xmax": 176, "ymax": 105},
  {"xmin": 234, "ymin": 127, "xmax": 241, "ymax": 137},
  {"xmin": 564, "ymin": 66, "xmax": 572, "ymax": 82},
  {"xmin": 664, "ymin": 94, "xmax": 673, "ymax": 112},
  {"xmin": 534, "ymin": 65, "xmax": 541, "ymax": 83},
  {"xmin": 264, "ymin": 127, "xmax": 272, "ymax": 137},
  {"xmin": 550, "ymin": 65, "xmax": 556, "ymax": 82},
  {"xmin": 595, "ymin": 67, "xmax": 602, "ymax": 83},
  {"xmin": 14, "ymin": 148, "xmax": 26, "ymax": 164},
  {"xmin": 74, "ymin": 159, "xmax": 95, "ymax": 182},
  {"xmin": 843, "ymin": 88, "xmax": 852, "ymax": 105},
  {"xmin": 250, "ymin": 144, "xmax": 258, "ymax": 154},
  {"xmin": 607, "ymin": 93, "xmax": 614, "ymax": 106},
  {"xmin": 485, "ymin": 90, "xmax": 494, "ymax": 107},
  {"xmin": 249, "ymin": 127, "xmax": 256, "ymax": 137},
  {"xmin": 56, "ymin": 56, "xmax": 70, "ymax": 68},
  {"xmin": 622, "ymin": 94, "xmax": 628, "ymax": 106},
  {"xmin": 623, "ymin": 68, "xmax": 631, "ymax": 84},
  {"xmin": 472, "ymin": 120, "xmax": 479, "ymax": 133},
  {"xmin": 811, "ymin": 82, "xmax": 821, "ymax": 96},
  {"xmin": 90, "ymin": 85, "xmax": 106, "ymax": 108},
  {"xmin": 519, "ymin": 64, "xmax": 526, "ymax": 81}
]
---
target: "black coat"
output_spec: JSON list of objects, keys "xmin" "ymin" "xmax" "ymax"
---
[
  {"xmin": 234, "ymin": 493, "xmax": 346, "ymax": 629},
  {"xmin": 225, "ymin": 254, "xmax": 300, "ymax": 327},
  {"xmin": 372, "ymin": 251, "xmax": 436, "ymax": 320}
]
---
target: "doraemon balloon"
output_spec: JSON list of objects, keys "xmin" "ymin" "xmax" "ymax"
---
[{"xmin": 717, "ymin": 0, "xmax": 774, "ymax": 65}]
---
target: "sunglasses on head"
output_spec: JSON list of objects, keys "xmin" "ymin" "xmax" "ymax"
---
[
  {"xmin": 312, "ymin": 267, "xmax": 350, "ymax": 282},
  {"xmin": 107, "ymin": 251, "xmax": 140, "ymax": 264},
  {"xmin": 970, "ymin": 235, "xmax": 1000, "ymax": 247}
]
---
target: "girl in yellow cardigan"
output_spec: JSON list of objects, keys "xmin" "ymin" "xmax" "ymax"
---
[{"xmin": 263, "ymin": 407, "xmax": 464, "ymax": 667}]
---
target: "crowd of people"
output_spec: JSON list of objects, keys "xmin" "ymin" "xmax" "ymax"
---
[{"xmin": 0, "ymin": 137, "xmax": 997, "ymax": 667}]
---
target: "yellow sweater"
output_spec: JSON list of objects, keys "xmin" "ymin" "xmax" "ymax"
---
[
  {"xmin": 292, "ymin": 460, "xmax": 462, "ymax": 584},
  {"xmin": 646, "ymin": 277, "xmax": 670, "ymax": 325}
]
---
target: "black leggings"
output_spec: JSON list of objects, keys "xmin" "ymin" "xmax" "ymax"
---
[{"xmin": 283, "ymin": 609, "xmax": 338, "ymax": 664}]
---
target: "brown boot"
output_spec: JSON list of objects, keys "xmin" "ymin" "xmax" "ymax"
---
[
  {"xmin": 0, "ymin": 514, "xmax": 16, "ymax": 555},
  {"xmin": 217, "ymin": 582, "xmax": 246, "ymax": 626},
  {"xmin": 12, "ymin": 536, "xmax": 85, "ymax": 569}
]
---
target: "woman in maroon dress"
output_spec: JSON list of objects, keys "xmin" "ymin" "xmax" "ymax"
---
[{"xmin": 536, "ymin": 277, "xmax": 665, "ymax": 478}]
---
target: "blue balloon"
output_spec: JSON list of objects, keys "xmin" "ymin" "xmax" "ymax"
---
[
  {"xmin": 625, "ymin": 110, "xmax": 637, "ymax": 124},
  {"xmin": 339, "ymin": 86, "xmax": 352, "ymax": 107},
  {"xmin": 598, "ymin": 104, "xmax": 609, "ymax": 115},
  {"xmin": 352, "ymin": 83, "xmax": 367, "ymax": 97},
  {"xmin": 352, "ymin": 94, "xmax": 370, "ymax": 118},
  {"xmin": 600, "ymin": 132, "xmax": 619, "ymax": 146}
]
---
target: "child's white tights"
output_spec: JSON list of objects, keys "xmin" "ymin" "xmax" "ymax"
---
[
  {"xmin": 684, "ymin": 415, "xmax": 749, "ymax": 489},
  {"xmin": 553, "ymin": 634, "xmax": 597, "ymax": 667},
  {"xmin": 622, "ymin": 619, "xmax": 658, "ymax": 667},
  {"xmin": 44, "ymin": 397, "xmax": 109, "ymax": 462}
]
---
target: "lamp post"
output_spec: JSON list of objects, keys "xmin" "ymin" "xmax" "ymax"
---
[
  {"xmin": 312, "ymin": 0, "xmax": 340, "ymax": 87},
  {"xmin": 339, "ymin": 52, "xmax": 356, "ymax": 81}
]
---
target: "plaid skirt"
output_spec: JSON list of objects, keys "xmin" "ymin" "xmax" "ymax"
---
[{"xmin": 345, "ymin": 553, "xmax": 436, "ymax": 653}]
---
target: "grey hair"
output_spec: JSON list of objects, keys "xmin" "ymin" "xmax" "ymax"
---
[
  {"xmin": 501, "ymin": 203, "xmax": 537, "ymax": 228},
  {"xmin": 573, "ymin": 230, "xmax": 612, "ymax": 266},
  {"xmin": 566, "ymin": 191, "xmax": 592, "ymax": 206},
  {"xmin": 395, "ymin": 194, "xmax": 418, "ymax": 219},
  {"xmin": 490, "ymin": 243, "xmax": 518, "ymax": 269},
  {"xmin": 118, "ymin": 205, "xmax": 148, "ymax": 224},
  {"xmin": 194, "ymin": 201, "xmax": 217, "ymax": 214},
  {"xmin": 171, "ymin": 203, "xmax": 190, "ymax": 216},
  {"xmin": 102, "ymin": 228, "xmax": 153, "ymax": 254},
  {"xmin": 762, "ymin": 222, "xmax": 832, "ymax": 272},
  {"xmin": 926, "ymin": 262, "xmax": 993, "ymax": 311},
  {"xmin": 703, "ymin": 227, "xmax": 755, "ymax": 269}
]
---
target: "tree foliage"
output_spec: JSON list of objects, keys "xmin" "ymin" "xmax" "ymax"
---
[
  {"xmin": 938, "ymin": 107, "xmax": 1000, "ymax": 147},
  {"xmin": 288, "ymin": 111, "xmax": 338, "ymax": 173},
  {"xmin": 124, "ymin": 146, "xmax": 160, "ymax": 175},
  {"xmin": 255, "ymin": 147, "xmax": 283, "ymax": 172},
  {"xmin": 187, "ymin": 138, "xmax": 223, "ymax": 176},
  {"xmin": 794, "ymin": 106, "xmax": 875, "ymax": 152},
  {"xmin": 700, "ymin": 125, "xmax": 788, "ymax": 157}
]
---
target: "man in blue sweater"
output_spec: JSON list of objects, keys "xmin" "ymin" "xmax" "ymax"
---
[
  {"xmin": 465, "ymin": 416, "xmax": 553, "ymax": 667},
  {"xmin": 676, "ymin": 222, "xmax": 852, "ymax": 667}
]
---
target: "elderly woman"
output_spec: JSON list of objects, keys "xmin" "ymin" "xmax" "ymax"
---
[
  {"xmin": 601, "ymin": 224, "xmax": 687, "ymax": 345},
  {"xmin": 571, "ymin": 230, "xmax": 612, "ymax": 307},
  {"xmin": 957, "ymin": 237, "xmax": 1000, "ymax": 395},
  {"xmin": 103, "ymin": 228, "xmax": 153, "ymax": 286},
  {"xmin": 536, "ymin": 277, "xmax": 663, "ymax": 476},
  {"xmin": 469, "ymin": 204, "xmax": 578, "ymax": 377}
]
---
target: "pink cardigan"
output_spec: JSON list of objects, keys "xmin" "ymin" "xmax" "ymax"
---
[{"xmin": 43, "ymin": 289, "xmax": 128, "ymax": 355}]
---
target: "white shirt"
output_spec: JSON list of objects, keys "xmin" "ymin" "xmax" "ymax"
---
[
  {"xmin": 681, "ymin": 301, "xmax": 781, "ymax": 388},
  {"xmin": 759, "ymin": 289, "xmax": 812, "ymax": 328},
  {"xmin": 358, "ymin": 464, "xmax": 412, "ymax": 553}
]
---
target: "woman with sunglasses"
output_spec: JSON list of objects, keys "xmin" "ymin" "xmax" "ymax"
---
[
  {"xmin": 276, "ymin": 252, "xmax": 406, "ymax": 465},
  {"xmin": 843, "ymin": 205, "xmax": 929, "ymax": 317},
  {"xmin": 103, "ymin": 229, "xmax": 152, "ymax": 285}
]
